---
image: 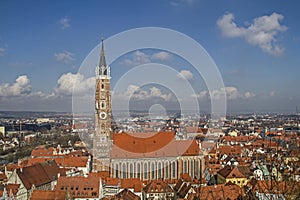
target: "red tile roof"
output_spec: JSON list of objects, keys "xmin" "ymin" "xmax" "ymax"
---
[
  {"xmin": 28, "ymin": 156, "xmax": 88, "ymax": 168},
  {"xmin": 5, "ymin": 164, "xmax": 19, "ymax": 172},
  {"xmin": 143, "ymin": 179, "xmax": 173, "ymax": 194},
  {"xmin": 218, "ymin": 145, "xmax": 242, "ymax": 156},
  {"xmin": 30, "ymin": 190, "xmax": 67, "ymax": 200},
  {"xmin": 0, "ymin": 184, "xmax": 20, "ymax": 197},
  {"xmin": 120, "ymin": 178, "xmax": 143, "ymax": 192},
  {"xmin": 218, "ymin": 165, "xmax": 246, "ymax": 179},
  {"xmin": 251, "ymin": 180, "xmax": 300, "ymax": 194},
  {"xmin": 55, "ymin": 176, "xmax": 99, "ymax": 198},
  {"xmin": 17, "ymin": 160, "xmax": 59, "ymax": 190},
  {"xmin": 111, "ymin": 132, "xmax": 200, "ymax": 159},
  {"xmin": 0, "ymin": 172, "xmax": 7, "ymax": 182},
  {"xmin": 88, "ymin": 171, "xmax": 110, "ymax": 179},
  {"xmin": 114, "ymin": 188, "xmax": 140, "ymax": 200},
  {"xmin": 105, "ymin": 177, "xmax": 119, "ymax": 186},
  {"xmin": 197, "ymin": 184, "xmax": 244, "ymax": 200}
]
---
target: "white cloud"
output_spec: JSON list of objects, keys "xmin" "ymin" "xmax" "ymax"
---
[
  {"xmin": 217, "ymin": 12, "xmax": 287, "ymax": 55},
  {"xmin": 177, "ymin": 70, "xmax": 194, "ymax": 81},
  {"xmin": 244, "ymin": 91, "xmax": 256, "ymax": 98},
  {"xmin": 54, "ymin": 51, "xmax": 74, "ymax": 64},
  {"xmin": 54, "ymin": 73, "xmax": 95, "ymax": 96},
  {"xmin": 212, "ymin": 86, "xmax": 239, "ymax": 100},
  {"xmin": 151, "ymin": 51, "xmax": 172, "ymax": 61},
  {"xmin": 0, "ymin": 48, "xmax": 5, "ymax": 57},
  {"xmin": 59, "ymin": 16, "xmax": 70, "ymax": 29},
  {"xmin": 113, "ymin": 85, "xmax": 172, "ymax": 102},
  {"xmin": 123, "ymin": 51, "xmax": 173, "ymax": 66},
  {"xmin": 0, "ymin": 75, "xmax": 32, "ymax": 97},
  {"xmin": 170, "ymin": 0, "xmax": 197, "ymax": 6},
  {"xmin": 270, "ymin": 90, "xmax": 277, "ymax": 97},
  {"xmin": 149, "ymin": 87, "xmax": 172, "ymax": 101},
  {"xmin": 192, "ymin": 90, "xmax": 208, "ymax": 99},
  {"xmin": 194, "ymin": 87, "xmax": 256, "ymax": 100},
  {"xmin": 123, "ymin": 50, "xmax": 150, "ymax": 66}
]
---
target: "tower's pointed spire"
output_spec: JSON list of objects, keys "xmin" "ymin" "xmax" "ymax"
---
[{"xmin": 100, "ymin": 37, "xmax": 106, "ymax": 68}]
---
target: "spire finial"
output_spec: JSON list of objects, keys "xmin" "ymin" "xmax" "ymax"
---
[{"xmin": 98, "ymin": 35, "xmax": 107, "ymax": 76}]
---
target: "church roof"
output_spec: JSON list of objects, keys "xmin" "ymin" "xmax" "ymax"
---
[{"xmin": 111, "ymin": 132, "xmax": 200, "ymax": 159}]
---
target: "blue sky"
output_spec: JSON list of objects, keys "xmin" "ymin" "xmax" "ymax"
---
[{"xmin": 0, "ymin": 0, "xmax": 299, "ymax": 113}]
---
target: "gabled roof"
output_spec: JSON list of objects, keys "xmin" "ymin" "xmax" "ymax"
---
[
  {"xmin": 28, "ymin": 156, "xmax": 89, "ymax": 168},
  {"xmin": 0, "ymin": 184, "xmax": 20, "ymax": 197},
  {"xmin": 114, "ymin": 188, "xmax": 140, "ymax": 200},
  {"xmin": 17, "ymin": 160, "xmax": 59, "ymax": 190},
  {"xmin": 177, "ymin": 182, "xmax": 192, "ymax": 198},
  {"xmin": 252, "ymin": 180, "xmax": 300, "ymax": 194},
  {"xmin": 5, "ymin": 164, "xmax": 19, "ymax": 172},
  {"xmin": 218, "ymin": 165, "xmax": 246, "ymax": 179},
  {"xmin": 198, "ymin": 184, "xmax": 244, "ymax": 200},
  {"xmin": 218, "ymin": 145, "xmax": 242, "ymax": 156},
  {"xmin": 111, "ymin": 132, "xmax": 200, "ymax": 159},
  {"xmin": 143, "ymin": 180, "xmax": 173, "ymax": 194}
]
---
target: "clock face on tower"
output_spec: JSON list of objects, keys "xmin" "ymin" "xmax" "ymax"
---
[{"xmin": 99, "ymin": 112, "xmax": 107, "ymax": 120}]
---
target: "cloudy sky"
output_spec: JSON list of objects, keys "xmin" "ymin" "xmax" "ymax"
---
[{"xmin": 0, "ymin": 0, "xmax": 299, "ymax": 113}]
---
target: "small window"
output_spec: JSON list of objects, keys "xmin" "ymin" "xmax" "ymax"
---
[{"xmin": 101, "ymin": 84, "xmax": 104, "ymax": 89}]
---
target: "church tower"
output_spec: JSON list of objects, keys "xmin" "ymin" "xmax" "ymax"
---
[{"xmin": 93, "ymin": 38, "xmax": 112, "ymax": 172}]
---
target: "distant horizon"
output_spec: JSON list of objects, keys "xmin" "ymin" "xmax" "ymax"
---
[{"xmin": 1, "ymin": 109, "xmax": 299, "ymax": 115}]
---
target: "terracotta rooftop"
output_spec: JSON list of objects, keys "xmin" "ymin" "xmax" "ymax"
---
[
  {"xmin": 120, "ymin": 178, "xmax": 143, "ymax": 192},
  {"xmin": 111, "ymin": 132, "xmax": 200, "ymax": 159},
  {"xmin": 218, "ymin": 165, "xmax": 246, "ymax": 179},
  {"xmin": 55, "ymin": 176, "xmax": 99, "ymax": 198},
  {"xmin": 0, "ymin": 184, "xmax": 20, "ymax": 197},
  {"xmin": 143, "ymin": 179, "xmax": 173, "ymax": 194},
  {"xmin": 105, "ymin": 177, "xmax": 119, "ymax": 186},
  {"xmin": 113, "ymin": 132, "xmax": 174, "ymax": 153},
  {"xmin": 113, "ymin": 188, "xmax": 140, "ymax": 200},
  {"xmin": 251, "ymin": 180, "xmax": 300, "ymax": 194},
  {"xmin": 218, "ymin": 145, "xmax": 242, "ymax": 156},
  {"xmin": 5, "ymin": 164, "xmax": 19, "ymax": 172},
  {"xmin": 30, "ymin": 190, "xmax": 67, "ymax": 200},
  {"xmin": 17, "ymin": 160, "xmax": 59, "ymax": 190},
  {"xmin": 88, "ymin": 171, "xmax": 110, "ymax": 180},
  {"xmin": 197, "ymin": 184, "xmax": 244, "ymax": 200},
  {"xmin": 28, "ymin": 156, "xmax": 88, "ymax": 168},
  {"xmin": 0, "ymin": 172, "xmax": 7, "ymax": 182}
]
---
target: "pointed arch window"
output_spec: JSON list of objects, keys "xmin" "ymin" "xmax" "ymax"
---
[
  {"xmin": 144, "ymin": 163, "xmax": 148, "ymax": 179},
  {"xmin": 151, "ymin": 163, "xmax": 155, "ymax": 179},
  {"xmin": 122, "ymin": 163, "xmax": 127, "ymax": 178}
]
